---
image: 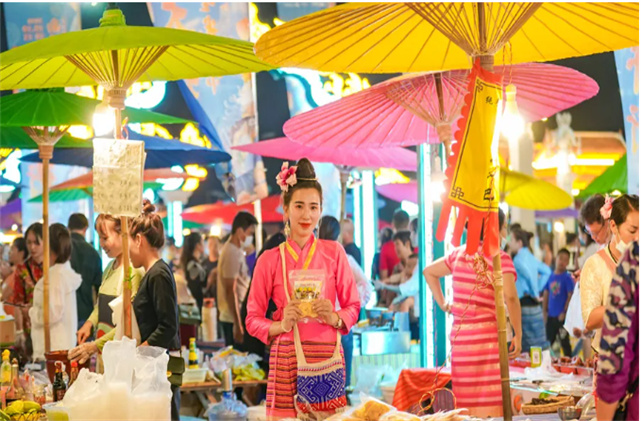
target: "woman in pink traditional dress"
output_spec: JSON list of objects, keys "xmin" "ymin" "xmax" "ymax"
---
[
  {"xmin": 246, "ymin": 158, "xmax": 361, "ymax": 420},
  {"xmin": 423, "ymin": 209, "xmax": 522, "ymax": 418}
]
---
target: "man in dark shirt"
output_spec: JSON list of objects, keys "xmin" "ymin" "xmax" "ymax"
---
[
  {"xmin": 68, "ymin": 214, "xmax": 102, "ymax": 327},
  {"xmin": 341, "ymin": 219, "xmax": 362, "ymax": 265}
]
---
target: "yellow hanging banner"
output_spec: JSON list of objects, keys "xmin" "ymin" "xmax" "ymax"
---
[{"xmin": 437, "ymin": 59, "xmax": 503, "ymax": 257}]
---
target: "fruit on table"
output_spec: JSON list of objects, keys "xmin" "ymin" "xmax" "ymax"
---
[{"xmin": 3, "ymin": 401, "xmax": 41, "ymax": 421}]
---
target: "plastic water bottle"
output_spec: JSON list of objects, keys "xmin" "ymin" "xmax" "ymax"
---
[{"xmin": 207, "ymin": 369, "xmax": 247, "ymax": 421}]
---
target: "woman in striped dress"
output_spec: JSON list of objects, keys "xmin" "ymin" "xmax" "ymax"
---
[
  {"xmin": 424, "ymin": 209, "xmax": 522, "ymax": 417},
  {"xmin": 246, "ymin": 159, "xmax": 360, "ymax": 419}
]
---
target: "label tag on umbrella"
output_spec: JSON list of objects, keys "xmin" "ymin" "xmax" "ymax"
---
[{"xmin": 93, "ymin": 138, "xmax": 146, "ymax": 217}]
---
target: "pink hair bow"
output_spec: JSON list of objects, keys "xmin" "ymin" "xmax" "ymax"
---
[
  {"xmin": 600, "ymin": 194, "xmax": 614, "ymax": 220},
  {"xmin": 276, "ymin": 162, "xmax": 297, "ymax": 192}
]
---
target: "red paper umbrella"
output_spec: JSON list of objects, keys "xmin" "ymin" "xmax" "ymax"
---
[
  {"xmin": 285, "ymin": 63, "xmax": 598, "ymax": 153},
  {"xmin": 233, "ymin": 137, "xmax": 417, "ymax": 219},
  {"xmin": 376, "ymin": 182, "xmax": 419, "ymax": 205},
  {"xmin": 182, "ymin": 195, "xmax": 284, "ymax": 226}
]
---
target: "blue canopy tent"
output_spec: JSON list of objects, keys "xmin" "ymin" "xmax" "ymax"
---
[{"xmin": 20, "ymin": 132, "xmax": 231, "ymax": 168}]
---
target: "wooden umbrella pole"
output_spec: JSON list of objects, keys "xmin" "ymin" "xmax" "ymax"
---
[
  {"xmin": 111, "ymin": 99, "xmax": 132, "ymax": 339},
  {"xmin": 477, "ymin": 43, "xmax": 512, "ymax": 420},
  {"xmin": 39, "ymin": 144, "xmax": 54, "ymax": 354},
  {"xmin": 339, "ymin": 168, "xmax": 349, "ymax": 221}
]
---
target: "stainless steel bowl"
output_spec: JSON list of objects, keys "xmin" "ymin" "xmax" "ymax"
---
[{"xmin": 558, "ymin": 406, "xmax": 582, "ymax": 420}]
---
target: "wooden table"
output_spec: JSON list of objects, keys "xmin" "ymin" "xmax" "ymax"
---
[{"xmin": 181, "ymin": 380, "xmax": 268, "ymax": 418}]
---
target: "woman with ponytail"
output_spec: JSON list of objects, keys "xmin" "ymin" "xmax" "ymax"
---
[
  {"xmin": 129, "ymin": 201, "xmax": 181, "ymax": 421},
  {"xmin": 246, "ymin": 159, "xmax": 360, "ymax": 419},
  {"xmin": 29, "ymin": 224, "xmax": 82, "ymax": 361}
]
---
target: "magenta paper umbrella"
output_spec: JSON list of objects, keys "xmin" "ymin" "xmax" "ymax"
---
[
  {"xmin": 233, "ymin": 136, "xmax": 417, "ymax": 218},
  {"xmin": 284, "ymin": 63, "xmax": 598, "ymax": 153}
]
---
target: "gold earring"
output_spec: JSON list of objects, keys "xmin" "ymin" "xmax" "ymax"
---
[{"xmin": 284, "ymin": 221, "xmax": 291, "ymax": 237}]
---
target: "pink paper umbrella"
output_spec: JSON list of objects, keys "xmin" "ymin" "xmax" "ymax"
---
[
  {"xmin": 285, "ymin": 63, "xmax": 599, "ymax": 153},
  {"xmin": 377, "ymin": 181, "xmax": 419, "ymax": 205},
  {"xmin": 233, "ymin": 136, "xmax": 417, "ymax": 219}
]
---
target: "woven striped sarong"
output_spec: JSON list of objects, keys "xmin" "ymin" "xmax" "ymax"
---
[
  {"xmin": 451, "ymin": 315, "xmax": 503, "ymax": 418},
  {"xmin": 521, "ymin": 304, "xmax": 550, "ymax": 352},
  {"xmin": 266, "ymin": 338, "xmax": 346, "ymax": 420}
]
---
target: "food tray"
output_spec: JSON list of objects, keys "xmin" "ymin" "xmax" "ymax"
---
[
  {"xmin": 522, "ymin": 395, "xmax": 574, "ymax": 415},
  {"xmin": 183, "ymin": 368, "xmax": 208, "ymax": 384}
]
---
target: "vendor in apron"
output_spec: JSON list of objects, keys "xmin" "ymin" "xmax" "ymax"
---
[
  {"xmin": 69, "ymin": 214, "xmax": 144, "ymax": 370},
  {"xmin": 246, "ymin": 159, "xmax": 361, "ymax": 420}
]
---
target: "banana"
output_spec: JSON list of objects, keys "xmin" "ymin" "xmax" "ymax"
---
[{"xmin": 21, "ymin": 403, "xmax": 40, "ymax": 413}]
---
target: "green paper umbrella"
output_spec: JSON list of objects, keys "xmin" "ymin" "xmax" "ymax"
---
[
  {"xmin": 0, "ymin": 89, "xmax": 191, "ymax": 127},
  {"xmin": 579, "ymin": 155, "xmax": 627, "ymax": 198},
  {"xmin": 0, "ymin": 8, "xmax": 272, "ymax": 91},
  {"xmin": 0, "ymin": 127, "xmax": 91, "ymax": 149}
]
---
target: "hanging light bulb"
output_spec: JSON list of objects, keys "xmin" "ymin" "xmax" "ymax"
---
[
  {"xmin": 92, "ymin": 101, "xmax": 116, "ymax": 136},
  {"xmin": 501, "ymin": 84, "xmax": 525, "ymax": 142}
]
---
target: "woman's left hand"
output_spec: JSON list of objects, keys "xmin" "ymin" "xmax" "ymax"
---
[
  {"xmin": 313, "ymin": 299, "xmax": 336, "ymax": 325},
  {"xmin": 509, "ymin": 335, "xmax": 522, "ymax": 359}
]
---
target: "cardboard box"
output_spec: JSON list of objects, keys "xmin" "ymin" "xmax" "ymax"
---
[{"xmin": 0, "ymin": 316, "xmax": 16, "ymax": 347}]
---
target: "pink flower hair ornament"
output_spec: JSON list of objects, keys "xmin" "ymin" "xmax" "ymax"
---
[
  {"xmin": 276, "ymin": 162, "xmax": 298, "ymax": 192},
  {"xmin": 600, "ymin": 194, "xmax": 614, "ymax": 220}
]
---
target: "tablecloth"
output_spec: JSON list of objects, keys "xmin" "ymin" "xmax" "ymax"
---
[{"xmin": 392, "ymin": 368, "xmax": 452, "ymax": 412}]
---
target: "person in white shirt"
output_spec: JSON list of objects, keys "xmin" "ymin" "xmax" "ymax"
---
[{"xmin": 29, "ymin": 224, "xmax": 82, "ymax": 361}]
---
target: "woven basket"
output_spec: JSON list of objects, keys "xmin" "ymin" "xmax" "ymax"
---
[{"xmin": 522, "ymin": 396, "xmax": 574, "ymax": 415}]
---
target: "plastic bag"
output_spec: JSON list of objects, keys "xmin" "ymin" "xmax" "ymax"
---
[
  {"xmin": 64, "ymin": 338, "xmax": 172, "ymax": 421},
  {"xmin": 379, "ymin": 410, "xmax": 420, "ymax": 421},
  {"xmin": 132, "ymin": 346, "xmax": 172, "ymax": 421},
  {"xmin": 102, "ymin": 336, "xmax": 137, "ymax": 390},
  {"xmin": 351, "ymin": 395, "xmax": 394, "ymax": 421},
  {"xmin": 63, "ymin": 369, "xmax": 107, "ymax": 420},
  {"xmin": 563, "ymin": 283, "xmax": 585, "ymax": 338},
  {"xmin": 291, "ymin": 270, "xmax": 325, "ymax": 322},
  {"xmin": 109, "ymin": 295, "xmax": 142, "ymax": 344}
]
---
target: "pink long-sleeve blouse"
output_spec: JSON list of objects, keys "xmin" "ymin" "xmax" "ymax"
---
[{"xmin": 246, "ymin": 236, "xmax": 361, "ymax": 344}]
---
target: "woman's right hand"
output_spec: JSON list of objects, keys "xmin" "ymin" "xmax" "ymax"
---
[
  {"xmin": 440, "ymin": 302, "xmax": 452, "ymax": 313},
  {"xmin": 77, "ymin": 321, "xmax": 93, "ymax": 345},
  {"xmin": 282, "ymin": 299, "xmax": 302, "ymax": 332},
  {"xmin": 68, "ymin": 342, "xmax": 99, "ymax": 365}
]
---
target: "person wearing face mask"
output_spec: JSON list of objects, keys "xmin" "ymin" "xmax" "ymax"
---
[
  {"xmin": 246, "ymin": 159, "xmax": 360, "ymax": 419},
  {"xmin": 581, "ymin": 195, "xmax": 639, "ymax": 356},
  {"xmin": 218, "ymin": 211, "xmax": 258, "ymax": 347}
]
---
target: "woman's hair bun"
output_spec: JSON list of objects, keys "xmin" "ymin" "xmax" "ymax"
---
[
  {"xmin": 295, "ymin": 158, "xmax": 316, "ymax": 179},
  {"xmin": 142, "ymin": 199, "xmax": 156, "ymax": 214}
]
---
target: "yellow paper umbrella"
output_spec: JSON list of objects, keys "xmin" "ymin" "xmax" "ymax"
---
[
  {"xmin": 500, "ymin": 167, "xmax": 573, "ymax": 211},
  {"xmin": 255, "ymin": 2, "xmax": 638, "ymax": 73}
]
